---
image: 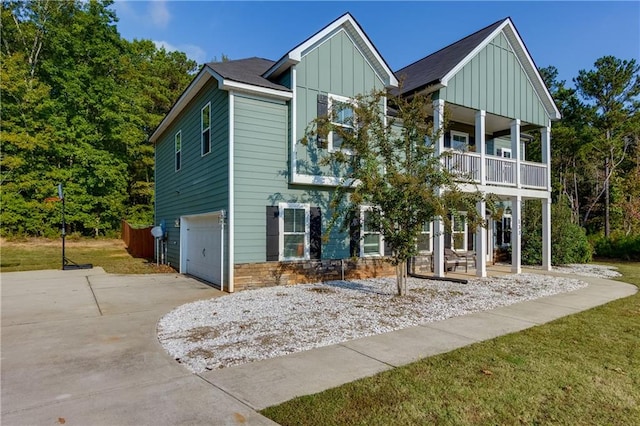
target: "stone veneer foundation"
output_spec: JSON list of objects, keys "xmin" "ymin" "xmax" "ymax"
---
[{"xmin": 233, "ymin": 258, "xmax": 395, "ymax": 291}]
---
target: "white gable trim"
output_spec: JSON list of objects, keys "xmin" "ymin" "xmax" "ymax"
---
[
  {"xmin": 265, "ymin": 13, "xmax": 398, "ymax": 88},
  {"xmin": 440, "ymin": 19, "xmax": 560, "ymax": 121},
  {"xmin": 150, "ymin": 65, "xmax": 292, "ymax": 144}
]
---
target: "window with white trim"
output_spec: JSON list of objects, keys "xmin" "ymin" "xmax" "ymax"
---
[
  {"xmin": 328, "ymin": 94, "xmax": 355, "ymax": 153},
  {"xmin": 201, "ymin": 102, "xmax": 211, "ymax": 156},
  {"xmin": 361, "ymin": 207, "xmax": 383, "ymax": 256},
  {"xmin": 450, "ymin": 130, "xmax": 469, "ymax": 151},
  {"xmin": 497, "ymin": 147, "xmax": 512, "ymax": 158},
  {"xmin": 451, "ymin": 213, "xmax": 467, "ymax": 252},
  {"xmin": 279, "ymin": 203, "xmax": 310, "ymax": 260},
  {"xmin": 175, "ymin": 131, "xmax": 181, "ymax": 172},
  {"xmin": 417, "ymin": 222, "xmax": 433, "ymax": 253}
]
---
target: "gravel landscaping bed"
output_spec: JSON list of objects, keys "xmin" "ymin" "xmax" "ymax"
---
[{"xmin": 157, "ymin": 265, "xmax": 620, "ymax": 373}]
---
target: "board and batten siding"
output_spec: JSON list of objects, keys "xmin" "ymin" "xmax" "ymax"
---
[
  {"xmin": 440, "ymin": 31, "xmax": 548, "ymax": 127},
  {"xmin": 294, "ymin": 29, "xmax": 385, "ymax": 176},
  {"xmin": 155, "ymin": 79, "xmax": 229, "ymax": 275},
  {"xmin": 233, "ymin": 94, "xmax": 351, "ymax": 263}
]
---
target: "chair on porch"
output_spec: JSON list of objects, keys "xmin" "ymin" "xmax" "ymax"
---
[{"xmin": 444, "ymin": 248, "xmax": 475, "ymax": 273}]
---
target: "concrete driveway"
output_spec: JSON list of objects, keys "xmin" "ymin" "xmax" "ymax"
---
[{"xmin": 1, "ymin": 268, "xmax": 277, "ymax": 425}]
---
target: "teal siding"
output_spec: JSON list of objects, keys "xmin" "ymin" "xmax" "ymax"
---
[
  {"xmin": 233, "ymin": 94, "xmax": 351, "ymax": 263},
  {"xmin": 155, "ymin": 78, "xmax": 229, "ymax": 273},
  {"xmin": 441, "ymin": 31, "xmax": 548, "ymax": 126},
  {"xmin": 295, "ymin": 29, "xmax": 384, "ymax": 176}
]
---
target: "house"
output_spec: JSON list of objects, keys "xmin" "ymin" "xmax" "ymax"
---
[{"xmin": 150, "ymin": 13, "xmax": 558, "ymax": 291}]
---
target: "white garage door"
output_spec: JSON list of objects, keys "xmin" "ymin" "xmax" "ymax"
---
[{"xmin": 182, "ymin": 213, "xmax": 223, "ymax": 287}]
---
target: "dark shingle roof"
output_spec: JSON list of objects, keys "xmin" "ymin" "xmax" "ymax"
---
[
  {"xmin": 396, "ymin": 18, "xmax": 508, "ymax": 95},
  {"xmin": 207, "ymin": 57, "xmax": 290, "ymax": 91}
]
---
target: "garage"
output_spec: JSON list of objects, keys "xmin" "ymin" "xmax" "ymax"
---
[{"xmin": 180, "ymin": 212, "xmax": 224, "ymax": 289}]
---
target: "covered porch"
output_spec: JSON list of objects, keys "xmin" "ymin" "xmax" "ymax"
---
[{"xmin": 427, "ymin": 99, "xmax": 552, "ymax": 278}]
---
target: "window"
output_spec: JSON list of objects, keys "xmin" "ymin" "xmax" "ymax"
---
[
  {"xmin": 417, "ymin": 222, "xmax": 433, "ymax": 253},
  {"xmin": 450, "ymin": 131, "xmax": 469, "ymax": 151},
  {"xmin": 497, "ymin": 147, "xmax": 512, "ymax": 158},
  {"xmin": 328, "ymin": 94, "xmax": 355, "ymax": 153},
  {"xmin": 361, "ymin": 207, "xmax": 383, "ymax": 256},
  {"xmin": 451, "ymin": 213, "xmax": 467, "ymax": 252},
  {"xmin": 201, "ymin": 102, "xmax": 211, "ymax": 156},
  {"xmin": 279, "ymin": 203, "xmax": 310, "ymax": 260},
  {"xmin": 175, "ymin": 131, "xmax": 181, "ymax": 171}
]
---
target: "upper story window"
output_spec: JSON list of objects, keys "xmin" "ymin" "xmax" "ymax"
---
[
  {"xmin": 279, "ymin": 203, "xmax": 310, "ymax": 261},
  {"xmin": 417, "ymin": 222, "xmax": 433, "ymax": 253},
  {"xmin": 497, "ymin": 147, "xmax": 512, "ymax": 158},
  {"xmin": 175, "ymin": 131, "xmax": 181, "ymax": 172},
  {"xmin": 201, "ymin": 102, "xmax": 211, "ymax": 156},
  {"xmin": 361, "ymin": 206, "xmax": 383, "ymax": 257},
  {"xmin": 328, "ymin": 94, "xmax": 355, "ymax": 153},
  {"xmin": 450, "ymin": 131, "xmax": 469, "ymax": 151}
]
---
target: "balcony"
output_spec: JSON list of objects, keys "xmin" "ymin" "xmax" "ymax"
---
[{"xmin": 443, "ymin": 151, "xmax": 547, "ymax": 190}]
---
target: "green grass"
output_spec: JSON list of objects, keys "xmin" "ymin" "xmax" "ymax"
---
[
  {"xmin": 261, "ymin": 262, "xmax": 640, "ymax": 425},
  {"xmin": 0, "ymin": 238, "xmax": 172, "ymax": 274}
]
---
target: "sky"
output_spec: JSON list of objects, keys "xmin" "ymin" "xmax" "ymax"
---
[{"xmin": 112, "ymin": 1, "xmax": 640, "ymax": 87}]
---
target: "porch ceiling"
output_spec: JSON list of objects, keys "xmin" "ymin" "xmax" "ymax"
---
[{"xmin": 424, "ymin": 102, "xmax": 535, "ymax": 134}]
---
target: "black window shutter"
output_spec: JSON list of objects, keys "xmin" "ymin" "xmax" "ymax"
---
[
  {"xmin": 317, "ymin": 94, "xmax": 328, "ymax": 149},
  {"xmin": 349, "ymin": 216, "xmax": 360, "ymax": 257},
  {"xmin": 310, "ymin": 207, "xmax": 322, "ymax": 260},
  {"xmin": 444, "ymin": 132, "xmax": 451, "ymax": 149},
  {"xmin": 384, "ymin": 238, "xmax": 392, "ymax": 257},
  {"xmin": 266, "ymin": 206, "xmax": 279, "ymax": 261},
  {"xmin": 444, "ymin": 231, "xmax": 452, "ymax": 249},
  {"xmin": 467, "ymin": 226, "xmax": 474, "ymax": 252}
]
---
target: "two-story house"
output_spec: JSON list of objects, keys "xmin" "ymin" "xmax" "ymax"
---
[{"xmin": 150, "ymin": 13, "xmax": 559, "ymax": 291}]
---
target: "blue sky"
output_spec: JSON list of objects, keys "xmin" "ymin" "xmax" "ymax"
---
[{"xmin": 112, "ymin": 1, "xmax": 639, "ymax": 87}]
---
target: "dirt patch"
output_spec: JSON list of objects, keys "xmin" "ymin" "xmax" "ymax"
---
[{"xmin": 1, "ymin": 237, "xmax": 126, "ymax": 249}]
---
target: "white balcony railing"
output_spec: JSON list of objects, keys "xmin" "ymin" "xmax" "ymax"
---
[
  {"xmin": 485, "ymin": 157, "xmax": 516, "ymax": 186},
  {"xmin": 443, "ymin": 151, "xmax": 481, "ymax": 181},
  {"xmin": 443, "ymin": 152, "xmax": 547, "ymax": 190},
  {"xmin": 521, "ymin": 161, "xmax": 547, "ymax": 189}
]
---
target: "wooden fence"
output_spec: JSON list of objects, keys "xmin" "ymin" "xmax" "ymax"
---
[{"xmin": 121, "ymin": 220, "xmax": 154, "ymax": 259}]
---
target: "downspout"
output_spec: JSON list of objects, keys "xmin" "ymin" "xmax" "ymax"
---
[{"xmin": 228, "ymin": 91, "xmax": 235, "ymax": 292}]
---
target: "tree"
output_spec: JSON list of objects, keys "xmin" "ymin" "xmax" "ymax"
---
[
  {"xmin": 574, "ymin": 56, "xmax": 640, "ymax": 236},
  {"xmin": 307, "ymin": 89, "xmax": 488, "ymax": 296},
  {"xmin": 1, "ymin": 0, "xmax": 197, "ymax": 235}
]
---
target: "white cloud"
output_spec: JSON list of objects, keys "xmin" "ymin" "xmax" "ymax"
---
[
  {"xmin": 149, "ymin": 0, "xmax": 171, "ymax": 28},
  {"xmin": 153, "ymin": 40, "xmax": 207, "ymax": 64}
]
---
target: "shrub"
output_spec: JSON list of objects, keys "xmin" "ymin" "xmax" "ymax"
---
[
  {"xmin": 552, "ymin": 197, "xmax": 592, "ymax": 264},
  {"xmin": 592, "ymin": 233, "xmax": 640, "ymax": 260}
]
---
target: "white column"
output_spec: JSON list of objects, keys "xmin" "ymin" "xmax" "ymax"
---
[
  {"xmin": 511, "ymin": 195, "xmax": 522, "ymax": 274},
  {"xmin": 511, "ymin": 119, "xmax": 521, "ymax": 188},
  {"xmin": 433, "ymin": 99, "xmax": 446, "ymax": 277},
  {"xmin": 476, "ymin": 199, "xmax": 487, "ymax": 277},
  {"xmin": 541, "ymin": 121, "xmax": 551, "ymax": 192},
  {"xmin": 476, "ymin": 110, "xmax": 486, "ymax": 185},
  {"xmin": 542, "ymin": 197, "xmax": 552, "ymax": 271}
]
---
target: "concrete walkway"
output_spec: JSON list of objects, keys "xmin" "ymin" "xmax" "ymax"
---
[{"xmin": 1, "ymin": 267, "xmax": 637, "ymax": 425}]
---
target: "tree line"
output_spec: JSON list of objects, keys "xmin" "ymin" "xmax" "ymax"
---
[
  {"xmin": 1, "ymin": 0, "xmax": 196, "ymax": 236},
  {"xmin": 2, "ymin": 0, "xmax": 638, "ymax": 254}
]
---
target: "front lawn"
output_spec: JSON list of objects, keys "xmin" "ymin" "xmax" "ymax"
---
[{"xmin": 261, "ymin": 262, "xmax": 640, "ymax": 425}]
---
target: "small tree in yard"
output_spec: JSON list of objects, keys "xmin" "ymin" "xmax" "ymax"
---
[{"xmin": 305, "ymin": 89, "xmax": 489, "ymax": 296}]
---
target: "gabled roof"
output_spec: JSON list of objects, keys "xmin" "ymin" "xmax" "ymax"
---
[
  {"xmin": 264, "ymin": 12, "xmax": 398, "ymax": 88},
  {"xmin": 396, "ymin": 17, "xmax": 561, "ymax": 121},
  {"xmin": 207, "ymin": 57, "xmax": 288, "ymax": 92},
  {"xmin": 149, "ymin": 62, "xmax": 292, "ymax": 144},
  {"xmin": 396, "ymin": 18, "xmax": 506, "ymax": 94}
]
